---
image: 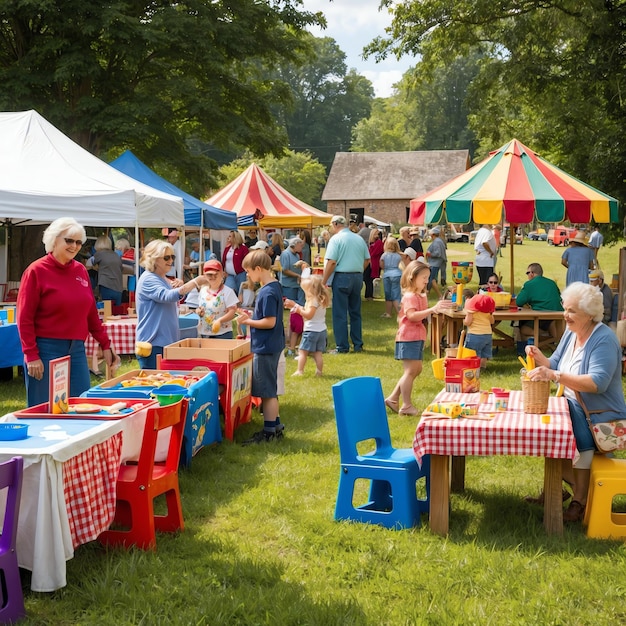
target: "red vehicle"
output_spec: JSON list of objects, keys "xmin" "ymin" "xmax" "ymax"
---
[{"xmin": 547, "ymin": 227, "xmax": 577, "ymax": 246}]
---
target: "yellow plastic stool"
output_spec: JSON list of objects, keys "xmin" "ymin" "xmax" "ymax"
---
[{"xmin": 584, "ymin": 455, "xmax": 626, "ymax": 540}]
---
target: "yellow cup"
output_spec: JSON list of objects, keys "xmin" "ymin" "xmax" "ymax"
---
[
  {"xmin": 541, "ymin": 414, "xmax": 551, "ymax": 424},
  {"xmin": 6, "ymin": 308, "xmax": 14, "ymax": 323},
  {"xmin": 431, "ymin": 358, "xmax": 445, "ymax": 381}
]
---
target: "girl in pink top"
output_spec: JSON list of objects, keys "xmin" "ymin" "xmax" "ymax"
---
[{"xmin": 385, "ymin": 260, "xmax": 451, "ymax": 416}]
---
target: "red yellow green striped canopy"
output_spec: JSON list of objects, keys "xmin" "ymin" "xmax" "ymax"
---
[{"xmin": 409, "ymin": 139, "xmax": 619, "ymax": 225}]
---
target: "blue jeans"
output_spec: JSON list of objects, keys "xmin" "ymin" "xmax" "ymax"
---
[
  {"xmin": 282, "ymin": 286, "xmax": 304, "ymax": 305},
  {"xmin": 99, "ymin": 286, "xmax": 122, "ymax": 306},
  {"xmin": 383, "ymin": 275, "xmax": 401, "ymax": 303},
  {"xmin": 225, "ymin": 272, "xmax": 246, "ymax": 294},
  {"xmin": 137, "ymin": 345, "xmax": 164, "ymax": 370},
  {"xmin": 567, "ymin": 398, "xmax": 596, "ymax": 452},
  {"xmin": 25, "ymin": 338, "xmax": 91, "ymax": 407},
  {"xmin": 331, "ymin": 272, "xmax": 363, "ymax": 352}
]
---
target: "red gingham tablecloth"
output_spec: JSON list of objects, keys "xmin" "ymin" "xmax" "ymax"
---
[
  {"xmin": 63, "ymin": 431, "xmax": 123, "ymax": 548},
  {"xmin": 86, "ymin": 319, "xmax": 137, "ymax": 357},
  {"xmin": 413, "ymin": 390, "xmax": 577, "ymax": 466}
]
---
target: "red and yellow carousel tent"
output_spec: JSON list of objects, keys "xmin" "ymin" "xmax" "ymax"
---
[{"xmin": 206, "ymin": 163, "xmax": 331, "ymax": 229}]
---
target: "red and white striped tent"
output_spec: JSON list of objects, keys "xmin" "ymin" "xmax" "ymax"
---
[{"xmin": 206, "ymin": 163, "xmax": 331, "ymax": 228}]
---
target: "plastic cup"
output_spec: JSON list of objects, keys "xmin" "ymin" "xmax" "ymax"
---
[{"xmin": 493, "ymin": 390, "xmax": 510, "ymax": 411}]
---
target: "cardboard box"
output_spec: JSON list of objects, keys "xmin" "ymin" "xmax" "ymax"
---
[{"xmin": 164, "ymin": 338, "xmax": 251, "ymax": 363}]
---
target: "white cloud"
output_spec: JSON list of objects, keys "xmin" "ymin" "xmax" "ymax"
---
[{"xmin": 302, "ymin": 0, "xmax": 415, "ymax": 97}]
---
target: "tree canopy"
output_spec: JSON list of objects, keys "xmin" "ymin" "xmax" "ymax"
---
[
  {"xmin": 276, "ymin": 34, "xmax": 375, "ymax": 171},
  {"xmin": 352, "ymin": 53, "xmax": 481, "ymax": 154},
  {"xmin": 367, "ymin": 0, "xmax": 626, "ymax": 222},
  {"xmin": 0, "ymin": 0, "xmax": 324, "ymax": 196}
]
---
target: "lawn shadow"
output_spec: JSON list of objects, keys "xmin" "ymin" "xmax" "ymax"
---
[
  {"xmin": 65, "ymin": 538, "xmax": 366, "ymax": 625},
  {"xmin": 448, "ymin": 487, "xmax": 621, "ymax": 557}
]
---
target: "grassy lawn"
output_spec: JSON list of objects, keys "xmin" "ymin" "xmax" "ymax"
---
[{"xmin": 3, "ymin": 240, "xmax": 626, "ymax": 624}]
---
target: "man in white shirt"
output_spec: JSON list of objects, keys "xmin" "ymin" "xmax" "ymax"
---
[
  {"xmin": 588, "ymin": 226, "xmax": 603, "ymax": 267},
  {"xmin": 473, "ymin": 225, "xmax": 496, "ymax": 286}
]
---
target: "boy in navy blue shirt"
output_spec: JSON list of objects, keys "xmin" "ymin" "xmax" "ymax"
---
[{"xmin": 237, "ymin": 250, "xmax": 285, "ymax": 444}]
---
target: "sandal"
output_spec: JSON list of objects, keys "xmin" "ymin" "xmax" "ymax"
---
[
  {"xmin": 380, "ymin": 313, "xmax": 392, "ymax": 318},
  {"xmin": 524, "ymin": 489, "xmax": 572, "ymax": 506},
  {"xmin": 563, "ymin": 500, "xmax": 586, "ymax": 523},
  {"xmin": 385, "ymin": 398, "xmax": 399, "ymax": 413},
  {"xmin": 399, "ymin": 406, "xmax": 419, "ymax": 416}
]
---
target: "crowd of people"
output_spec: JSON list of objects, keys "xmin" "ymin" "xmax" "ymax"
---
[{"xmin": 14, "ymin": 216, "xmax": 626, "ymax": 524}]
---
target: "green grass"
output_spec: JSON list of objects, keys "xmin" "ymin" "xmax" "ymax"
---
[{"xmin": 4, "ymin": 240, "xmax": 626, "ymax": 624}]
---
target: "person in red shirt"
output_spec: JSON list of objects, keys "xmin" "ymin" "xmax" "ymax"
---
[
  {"xmin": 17, "ymin": 217, "xmax": 115, "ymax": 406},
  {"xmin": 222, "ymin": 230, "xmax": 249, "ymax": 293}
]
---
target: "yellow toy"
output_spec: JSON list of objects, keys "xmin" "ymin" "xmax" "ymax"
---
[{"xmin": 425, "ymin": 402, "xmax": 463, "ymax": 418}]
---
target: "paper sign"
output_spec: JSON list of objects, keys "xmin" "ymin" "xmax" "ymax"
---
[{"xmin": 49, "ymin": 356, "xmax": 71, "ymax": 414}]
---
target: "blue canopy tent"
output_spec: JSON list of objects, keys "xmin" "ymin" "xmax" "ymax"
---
[{"xmin": 110, "ymin": 151, "xmax": 237, "ymax": 231}]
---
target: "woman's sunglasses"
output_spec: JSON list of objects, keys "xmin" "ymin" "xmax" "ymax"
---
[
  {"xmin": 64, "ymin": 238, "xmax": 83, "ymax": 246},
  {"xmin": 488, "ymin": 281, "xmax": 498, "ymax": 284},
  {"xmin": 163, "ymin": 255, "xmax": 176, "ymax": 262}
]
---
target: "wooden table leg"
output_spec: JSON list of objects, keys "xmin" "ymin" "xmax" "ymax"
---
[
  {"xmin": 432, "ymin": 312, "xmax": 441, "ymax": 357},
  {"xmin": 429, "ymin": 454, "xmax": 450, "ymax": 536},
  {"xmin": 543, "ymin": 457, "xmax": 564, "ymax": 535},
  {"xmin": 533, "ymin": 319, "xmax": 540, "ymax": 346},
  {"xmin": 451, "ymin": 456, "xmax": 465, "ymax": 493}
]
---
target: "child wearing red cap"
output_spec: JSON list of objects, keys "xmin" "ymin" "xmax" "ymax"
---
[
  {"xmin": 463, "ymin": 294, "xmax": 496, "ymax": 369},
  {"xmin": 197, "ymin": 260, "xmax": 238, "ymax": 338}
]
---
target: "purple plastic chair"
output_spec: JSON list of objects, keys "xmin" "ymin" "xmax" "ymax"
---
[{"xmin": 0, "ymin": 456, "xmax": 25, "ymax": 623}]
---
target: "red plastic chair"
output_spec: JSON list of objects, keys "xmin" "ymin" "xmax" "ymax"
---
[
  {"xmin": 99, "ymin": 399, "xmax": 188, "ymax": 550},
  {"xmin": 0, "ymin": 456, "xmax": 25, "ymax": 623}
]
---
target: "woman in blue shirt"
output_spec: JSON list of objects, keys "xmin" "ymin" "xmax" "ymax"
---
[{"xmin": 525, "ymin": 282, "xmax": 626, "ymax": 522}]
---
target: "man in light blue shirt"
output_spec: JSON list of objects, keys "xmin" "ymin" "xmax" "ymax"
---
[{"xmin": 322, "ymin": 215, "xmax": 370, "ymax": 353}]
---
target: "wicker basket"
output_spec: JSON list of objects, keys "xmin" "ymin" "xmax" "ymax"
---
[{"xmin": 521, "ymin": 377, "xmax": 550, "ymax": 414}]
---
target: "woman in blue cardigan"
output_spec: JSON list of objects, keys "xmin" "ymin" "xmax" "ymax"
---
[{"xmin": 525, "ymin": 282, "xmax": 626, "ymax": 522}]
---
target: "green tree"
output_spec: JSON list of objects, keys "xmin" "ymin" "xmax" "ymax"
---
[
  {"xmin": 367, "ymin": 0, "xmax": 626, "ymax": 219},
  {"xmin": 352, "ymin": 54, "xmax": 480, "ymax": 154},
  {"xmin": 276, "ymin": 34, "xmax": 375, "ymax": 170},
  {"xmin": 218, "ymin": 150, "xmax": 327, "ymax": 208},
  {"xmin": 0, "ymin": 0, "xmax": 324, "ymax": 196}
]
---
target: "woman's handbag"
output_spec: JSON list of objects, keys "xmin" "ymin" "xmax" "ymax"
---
[{"xmin": 577, "ymin": 391, "xmax": 626, "ymax": 453}]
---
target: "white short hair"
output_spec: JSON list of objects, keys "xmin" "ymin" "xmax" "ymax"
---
[
  {"xmin": 561, "ymin": 282, "xmax": 604, "ymax": 323},
  {"xmin": 42, "ymin": 218, "xmax": 86, "ymax": 253}
]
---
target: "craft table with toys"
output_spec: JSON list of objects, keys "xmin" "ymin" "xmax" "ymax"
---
[{"xmin": 158, "ymin": 338, "xmax": 253, "ymax": 441}]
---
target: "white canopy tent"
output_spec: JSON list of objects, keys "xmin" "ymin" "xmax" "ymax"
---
[
  {"xmin": 363, "ymin": 214, "xmax": 391, "ymax": 228},
  {"xmin": 0, "ymin": 110, "xmax": 183, "ymax": 227}
]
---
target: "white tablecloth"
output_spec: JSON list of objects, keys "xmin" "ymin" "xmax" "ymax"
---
[{"xmin": 0, "ymin": 407, "xmax": 155, "ymax": 592}]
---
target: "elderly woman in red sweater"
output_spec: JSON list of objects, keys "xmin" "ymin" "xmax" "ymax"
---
[
  {"xmin": 17, "ymin": 217, "xmax": 115, "ymax": 406},
  {"xmin": 222, "ymin": 230, "xmax": 249, "ymax": 293}
]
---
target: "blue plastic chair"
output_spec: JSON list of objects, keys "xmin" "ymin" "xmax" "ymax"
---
[
  {"xmin": 332, "ymin": 377, "xmax": 430, "ymax": 529},
  {"xmin": 0, "ymin": 456, "xmax": 25, "ymax": 623}
]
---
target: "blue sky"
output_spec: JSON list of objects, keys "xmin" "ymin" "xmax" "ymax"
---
[{"xmin": 302, "ymin": 0, "xmax": 417, "ymax": 97}]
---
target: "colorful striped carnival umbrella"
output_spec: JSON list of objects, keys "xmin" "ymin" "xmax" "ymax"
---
[{"xmin": 409, "ymin": 139, "xmax": 619, "ymax": 292}]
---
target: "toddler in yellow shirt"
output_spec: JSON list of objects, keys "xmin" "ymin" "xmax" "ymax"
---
[{"xmin": 463, "ymin": 294, "xmax": 496, "ymax": 369}]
